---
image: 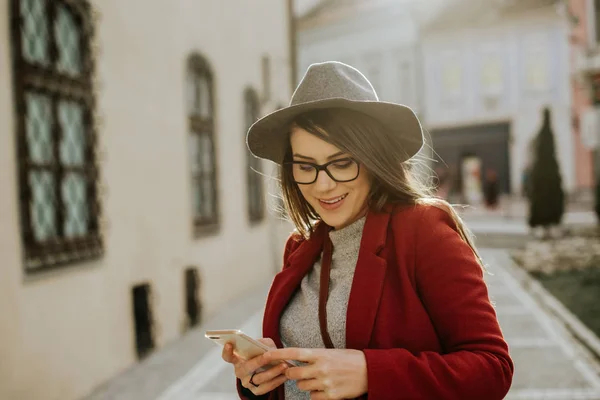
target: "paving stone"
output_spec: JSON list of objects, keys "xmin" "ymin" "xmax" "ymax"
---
[
  {"xmin": 497, "ymin": 313, "xmax": 551, "ymax": 340},
  {"xmin": 510, "ymin": 345, "xmax": 596, "ymax": 390}
]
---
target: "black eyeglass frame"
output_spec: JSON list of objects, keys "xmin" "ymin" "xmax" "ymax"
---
[{"xmin": 284, "ymin": 158, "xmax": 361, "ymax": 185}]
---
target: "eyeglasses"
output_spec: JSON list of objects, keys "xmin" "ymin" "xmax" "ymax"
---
[{"xmin": 285, "ymin": 158, "xmax": 360, "ymax": 185}]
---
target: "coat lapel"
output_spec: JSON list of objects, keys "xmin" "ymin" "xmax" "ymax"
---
[
  {"xmin": 263, "ymin": 223, "xmax": 329, "ymax": 347},
  {"xmin": 345, "ymin": 209, "xmax": 391, "ymax": 350},
  {"xmin": 263, "ymin": 209, "xmax": 392, "ymax": 351}
]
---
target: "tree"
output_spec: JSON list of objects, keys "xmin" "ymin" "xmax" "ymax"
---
[{"xmin": 528, "ymin": 107, "xmax": 565, "ymax": 232}]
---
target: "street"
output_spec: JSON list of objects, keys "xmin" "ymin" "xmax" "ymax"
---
[{"xmin": 85, "ymin": 248, "xmax": 600, "ymax": 400}]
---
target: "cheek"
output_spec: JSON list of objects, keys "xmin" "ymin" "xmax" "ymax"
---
[
  {"xmin": 297, "ymin": 185, "xmax": 314, "ymax": 203},
  {"xmin": 352, "ymin": 175, "xmax": 371, "ymax": 199}
]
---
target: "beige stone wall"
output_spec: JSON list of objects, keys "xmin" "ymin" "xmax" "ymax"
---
[{"xmin": 0, "ymin": 1, "xmax": 292, "ymax": 399}]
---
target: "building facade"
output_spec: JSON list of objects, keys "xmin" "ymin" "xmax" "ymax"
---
[
  {"xmin": 296, "ymin": 0, "xmax": 423, "ymax": 112},
  {"xmin": 297, "ymin": 0, "xmax": 577, "ymax": 204},
  {"xmin": 569, "ymin": 0, "xmax": 599, "ymax": 196},
  {"xmin": 422, "ymin": 0, "xmax": 575, "ymax": 202},
  {"xmin": 0, "ymin": 1, "xmax": 292, "ymax": 399}
]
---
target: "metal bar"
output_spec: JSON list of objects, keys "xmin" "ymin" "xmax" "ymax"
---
[
  {"xmin": 48, "ymin": 0, "xmax": 65, "ymax": 239},
  {"xmin": 22, "ymin": 70, "xmax": 92, "ymax": 101},
  {"xmin": 9, "ymin": 0, "xmax": 35, "ymax": 252}
]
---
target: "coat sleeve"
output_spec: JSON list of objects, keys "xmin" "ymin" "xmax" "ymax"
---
[
  {"xmin": 362, "ymin": 206, "xmax": 514, "ymax": 400},
  {"xmin": 235, "ymin": 233, "xmax": 303, "ymax": 399}
]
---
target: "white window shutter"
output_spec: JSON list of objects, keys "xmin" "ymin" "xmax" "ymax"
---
[{"xmin": 581, "ymin": 107, "xmax": 600, "ymax": 149}]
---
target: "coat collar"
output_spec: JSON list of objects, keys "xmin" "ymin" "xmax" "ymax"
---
[{"xmin": 263, "ymin": 208, "xmax": 392, "ymax": 350}]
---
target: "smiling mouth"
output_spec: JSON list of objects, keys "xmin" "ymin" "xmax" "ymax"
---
[{"xmin": 319, "ymin": 194, "xmax": 348, "ymax": 204}]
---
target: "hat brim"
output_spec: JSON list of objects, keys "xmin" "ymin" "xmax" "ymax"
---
[{"xmin": 246, "ymin": 98, "xmax": 424, "ymax": 164}]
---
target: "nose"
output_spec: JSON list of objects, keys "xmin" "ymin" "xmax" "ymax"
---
[{"xmin": 314, "ymin": 169, "xmax": 336, "ymax": 192}]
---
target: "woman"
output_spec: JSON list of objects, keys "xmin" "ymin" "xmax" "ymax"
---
[{"xmin": 222, "ymin": 61, "xmax": 513, "ymax": 399}]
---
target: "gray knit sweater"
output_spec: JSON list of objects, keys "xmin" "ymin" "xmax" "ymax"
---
[{"xmin": 279, "ymin": 216, "xmax": 366, "ymax": 399}]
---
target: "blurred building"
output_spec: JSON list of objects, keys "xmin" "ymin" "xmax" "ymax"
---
[
  {"xmin": 296, "ymin": 0, "xmax": 577, "ymax": 205},
  {"xmin": 423, "ymin": 0, "xmax": 574, "ymax": 202},
  {"xmin": 0, "ymin": 1, "xmax": 292, "ymax": 399},
  {"xmin": 295, "ymin": 0, "xmax": 426, "ymax": 112},
  {"xmin": 569, "ymin": 0, "xmax": 599, "ymax": 197}
]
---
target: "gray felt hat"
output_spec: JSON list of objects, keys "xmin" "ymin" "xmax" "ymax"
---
[{"xmin": 246, "ymin": 61, "xmax": 424, "ymax": 164}]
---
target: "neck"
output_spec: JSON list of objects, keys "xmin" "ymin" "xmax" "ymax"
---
[{"xmin": 333, "ymin": 207, "xmax": 368, "ymax": 230}]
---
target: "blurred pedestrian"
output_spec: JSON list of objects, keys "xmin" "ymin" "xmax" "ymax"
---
[
  {"xmin": 222, "ymin": 61, "xmax": 513, "ymax": 400},
  {"xmin": 484, "ymin": 168, "xmax": 500, "ymax": 209}
]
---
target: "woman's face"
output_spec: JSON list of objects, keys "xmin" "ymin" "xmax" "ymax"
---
[{"xmin": 289, "ymin": 125, "xmax": 371, "ymax": 230}]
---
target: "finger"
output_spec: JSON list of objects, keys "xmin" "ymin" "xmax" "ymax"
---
[
  {"xmin": 235, "ymin": 354, "xmax": 274, "ymax": 378},
  {"xmin": 241, "ymin": 368, "xmax": 287, "ymax": 396},
  {"xmin": 257, "ymin": 337, "xmax": 276, "ymax": 348},
  {"xmin": 256, "ymin": 373, "xmax": 288, "ymax": 396},
  {"xmin": 250, "ymin": 363, "xmax": 288, "ymax": 386},
  {"xmin": 222, "ymin": 343, "xmax": 239, "ymax": 364},
  {"xmin": 285, "ymin": 364, "xmax": 320, "ymax": 381},
  {"xmin": 264, "ymin": 348, "xmax": 316, "ymax": 363},
  {"xmin": 296, "ymin": 378, "xmax": 325, "ymax": 392},
  {"xmin": 310, "ymin": 391, "xmax": 329, "ymax": 400}
]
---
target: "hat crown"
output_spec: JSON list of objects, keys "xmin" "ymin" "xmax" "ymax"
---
[{"xmin": 290, "ymin": 61, "xmax": 379, "ymax": 106}]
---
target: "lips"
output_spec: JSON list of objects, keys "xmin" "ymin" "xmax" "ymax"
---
[
  {"xmin": 318, "ymin": 194, "xmax": 348, "ymax": 211},
  {"xmin": 320, "ymin": 194, "xmax": 347, "ymax": 204}
]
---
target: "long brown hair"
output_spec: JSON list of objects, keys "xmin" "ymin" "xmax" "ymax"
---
[{"xmin": 278, "ymin": 108, "xmax": 484, "ymax": 267}]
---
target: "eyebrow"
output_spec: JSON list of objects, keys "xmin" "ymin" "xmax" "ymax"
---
[{"xmin": 292, "ymin": 151, "xmax": 346, "ymax": 161}]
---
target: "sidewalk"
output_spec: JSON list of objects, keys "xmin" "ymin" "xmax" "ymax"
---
[
  {"xmin": 458, "ymin": 195, "xmax": 595, "ymax": 231},
  {"xmin": 458, "ymin": 199, "xmax": 596, "ymax": 249},
  {"xmin": 82, "ymin": 282, "xmax": 271, "ymax": 400},
  {"xmin": 83, "ymin": 249, "xmax": 600, "ymax": 400},
  {"xmin": 485, "ymin": 250, "xmax": 600, "ymax": 399}
]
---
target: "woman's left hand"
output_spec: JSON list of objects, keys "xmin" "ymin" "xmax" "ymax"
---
[{"xmin": 262, "ymin": 347, "xmax": 368, "ymax": 399}]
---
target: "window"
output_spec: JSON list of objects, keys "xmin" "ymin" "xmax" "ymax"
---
[
  {"xmin": 10, "ymin": 0, "xmax": 102, "ymax": 272},
  {"xmin": 479, "ymin": 48, "xmax": 505, "ymax": 109},
  {"xmin": 522, "ymin": 35, "xmax": 550, "ymax": 93},
  {"xmin": 595, "ymin": 0, "xmax": 600, "ymax": 43},
  {"xmin": 187, "ymin": 54, "xmax": 219, "ymax": 234},
  {"xmin": 480, "ymin": 52, "xmax": 504, "ymax": 96},
  {"xmin": 398, "ymin": 60, "xmax": 413, "ymax": 106},
  {"xmin": 440, "ymin": 51, "xmax": 463, "ymax": 102},
  {"xmin": 244, "ymin": 88, "xmax": 264, "ymax": 223}
]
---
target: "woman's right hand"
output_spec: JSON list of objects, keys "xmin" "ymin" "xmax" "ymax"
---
[{"xmin": 222, "ymin": 337, "xmax": 289, "ymax": 396}]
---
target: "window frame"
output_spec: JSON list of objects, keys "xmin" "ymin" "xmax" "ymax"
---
[
  {"xmin": 187, "ymin": 53, "xmax": 220, "ymax": 236},
  {"xmin": 244, "ymin": 87, "xmax": 264, "ymax": 224},
  {"xmin": 10, "ymin": 0, "xmax": 102, "ymax": 273}
]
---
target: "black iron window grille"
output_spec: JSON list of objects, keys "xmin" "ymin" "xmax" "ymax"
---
[
  {"xmin": 10, "ymin": 0, "xmax": 102, "ymax": 272},
  {"xmin": 187, "ymin": 54, "xmax": 219, "ymax": 235},
  {"xmin": 244, "ymin": 88, "xmax": 264, "ymax": 223}
]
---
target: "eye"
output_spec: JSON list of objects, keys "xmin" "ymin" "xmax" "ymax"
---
[
  {"xmin": 330, "ymin": 159, "xmax": 353, "ymax": 169},
  {"xmin": 297, "ymin": 164, "xmax": 314, "ymax": 172}
]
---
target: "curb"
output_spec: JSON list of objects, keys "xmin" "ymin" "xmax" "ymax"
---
[{"xmin": 501, "ymin": 252, "xmax": 600, "ymax": 365}]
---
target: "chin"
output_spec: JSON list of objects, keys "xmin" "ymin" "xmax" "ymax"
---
[{"xmin": 320, "ymin": 212, "xmax": 349, "ymax": 229}]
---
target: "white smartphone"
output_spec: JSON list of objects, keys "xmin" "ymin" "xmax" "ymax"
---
[{"xmin": 205, "ymin": 329, "xmax": 299, "ymax": 368}]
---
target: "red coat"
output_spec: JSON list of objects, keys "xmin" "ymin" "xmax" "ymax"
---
[{"xmin": 238, "ymin": 204, "xmax": 513, "ymax": 399}]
